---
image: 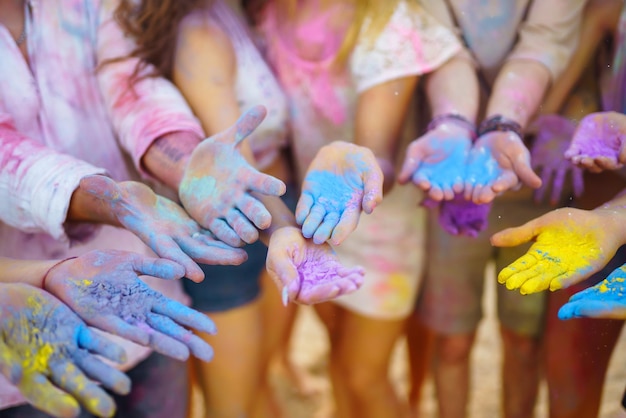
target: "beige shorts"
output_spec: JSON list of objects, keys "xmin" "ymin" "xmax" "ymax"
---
[
  {"xmin": 416, "ymin": 195, "xmax": 551, "ymax": 337},
  {"xmin": 332, "ymin": 183, "xmax": 426, "ymax": 320}
]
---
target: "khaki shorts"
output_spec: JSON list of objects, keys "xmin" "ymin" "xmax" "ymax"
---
[{"xmin": 416, "ymin": 195, "xmax": 552, "ymax": 337}]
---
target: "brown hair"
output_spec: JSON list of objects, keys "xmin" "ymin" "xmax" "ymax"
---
[{"xmin": 114, "ymin": 0, "xmax": 205, "ymax": 81}]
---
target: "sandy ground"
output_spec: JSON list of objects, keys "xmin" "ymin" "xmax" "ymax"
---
[{"xmin": 191, "ymin": 262, "xmax": 626, "ymax": 417}]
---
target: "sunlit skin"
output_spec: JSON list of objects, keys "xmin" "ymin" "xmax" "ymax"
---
[
  {"xmin": 491, "ymin": 206, "xmax": 626, "ymax": 294},
  {"xmin": 296, "ymin": 141, "xmax": 383, "ymax": 246},
  {"xmin": 559, "ymin": 263, "xmax": 626, "ymax": 320},
  {"xmin": 529, "ymin": 114, "xmax": 584, "ymax": 205}
]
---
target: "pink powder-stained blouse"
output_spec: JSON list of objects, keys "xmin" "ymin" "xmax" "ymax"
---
[
  {"xmin": 0, "ymin": 0, "xmax": 203, "ymax": 409},
  {"xmin": 259, "ymin": 0, "xmax": 462, "ymax": 180}
]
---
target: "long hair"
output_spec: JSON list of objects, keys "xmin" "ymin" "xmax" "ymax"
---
[{"xmin": 113, "ymin": 0, "xmax": 205, "ymax": 81}]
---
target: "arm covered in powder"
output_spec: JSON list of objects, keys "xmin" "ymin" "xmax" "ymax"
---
[{"xmin": 0, "ymin": 115, "xmax": 106, "ymax": 243}]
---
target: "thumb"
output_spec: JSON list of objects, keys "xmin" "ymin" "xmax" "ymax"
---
[
  {"xmin": 490, "ymin": 218, "xmax": 542, "ymax": 248},
  {"xmin": 361, "ymin": 165, "xmax": 384, "ymax": 214},
  {"xmin": 618, "ymin": 139, "xmax": 626, "ymax": 166},
  {"xmin": 232, "ymin": 105, "xmax": 267, "ymax": 146}
]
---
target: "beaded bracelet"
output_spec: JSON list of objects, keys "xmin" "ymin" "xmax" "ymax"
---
[
  {"xmin": 427, "ymin": 113, "xmax": 477, "ymax": 140},
  {"xmin": 478, "ymin": 115, "xmax": 523, "ymax": 139}
]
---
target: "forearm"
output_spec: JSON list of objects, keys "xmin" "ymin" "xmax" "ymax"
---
[
  {"xmin": 486, "ymin": 60, "xmax": 551, "ymax": 128},
  {"xmin": 141, "ymin": 131, "xmax": 202, "ymax": 190},
  {"xmin": 594, "ymin": 188, "xmax": 626, "ymax": 241},
  {"xmin": 65, "ymin": 176, "xmax": 121, "ymax": 226},
  {"xmin": 0, "ymin": 258, "xmax": 58, "ymax": 287},
  {"xmin": 426, "ymin": 56, "xmax": 480, "ymax": 123}
]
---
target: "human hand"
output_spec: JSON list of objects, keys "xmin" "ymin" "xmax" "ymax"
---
[
  {"xmin": 81, "ymin": 175, "xmax": 248, "ymax": 282},
  {"xmin": 44, "ymin": 250, "xmax": 217, "ymax": 362},
  {"xmin": 558, "ymin": 263, "xmax": 626, "ymax": 320},
  {"xmin": 491, "ymin": 207, "xmax": 623, "ymax": 294},
  {"xmin": 0, "ymin": 283, "xmax": 130, "ymax": 418},
  {"xmin": 425, "ymin": 194, "xmax": 491, "ymax": 237},
  {"xmin": 296, "ymin": 142, "xmax": 383, "ymax": 246},
  {"xmin": 179, "ymin": 105, "xmax": 286, "ymax": 246},
  {"xmin": 530, "ymin": 115, "xmax": 584, "ymax": 205},
  {"xmin": 398, "ymin": 123, "xmax": 473, "ymax": 201},
  {"xmin": 266, "ymin": 226, "xmax": 365, "ymax": 304},
  {"xmin": 565, "ymin": 111, "xmax": 626, "ymax": 173},
  {"xmin": 466, "ymin": 131, "xmax": 542, "ymax": 203}
]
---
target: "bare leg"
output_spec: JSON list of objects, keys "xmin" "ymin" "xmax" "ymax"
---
[
  {"xmin": 406, "ymin": 313, "xmax": 433, "ymax": 417},
  {"xmin": 500, "ymin": 326, "xmax": 541, "ymax": 418},
  {"xmin": 320, "ymin": 304, "xmax": 407, "ymax": 418},
  {"xmin": 195, "ymin": 300, "xmax": 263, "ymax": 418},
  {"xmin": 545, "ymin": 288, "xmax": 623, "ymax": 418},
  {"xmin": 432, "ymin": 332, "xmax": 476, "ymax": 418},
  {"xmin": 251, "ymin": 271, "xmax": 297, "ymax": 418}
]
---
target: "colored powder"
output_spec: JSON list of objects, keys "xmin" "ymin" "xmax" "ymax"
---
[
  {"xmin": 303, "ymin": 170, "xmax": 361, "ymax": 215},
  {"xmin": 412, "ymin": 136, "xmax": 468, "ymax": 187},
  {"xmin": 466, "ymin": 146, "xmax": 501, "ymax": 186}
]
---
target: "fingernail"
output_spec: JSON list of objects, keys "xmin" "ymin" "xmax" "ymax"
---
[{"xmin": 282, "ymin": 286, "xmax": 289, "ymax": 307}]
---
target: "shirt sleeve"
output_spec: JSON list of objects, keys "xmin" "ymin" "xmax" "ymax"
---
[
  {"xmin": 94, "ymin": 0, "xmax": 205, "ymax": 179},
  {"xmin": 507, "ymin": 0, "xmax": 586, "ymax": 80},
  {"xmin": 351, "ymin": 1, "xmax": 462, "ymax": 93},
  {"xmin": 0, "ymin": 115, "xmax": 106, "ymax": 243}
]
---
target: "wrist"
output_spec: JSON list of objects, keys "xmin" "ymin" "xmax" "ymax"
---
[
  {"xmin": 41, "ymin": 257, "xmax": 77, "ymax": 290},
  {"xmin": 428, "ymin": 113, "xmax": 477, "ymax": 141},
  {"xmin": 67, "ymin": 175, "xmax": 121, "ymax": 227},
  {"xmin": 478, "ymin": 115, "xmax": 524, "ymax": 139},
  {"xmin": 144, "ymin": 131, "xmax": 201, "ymax": 191}
]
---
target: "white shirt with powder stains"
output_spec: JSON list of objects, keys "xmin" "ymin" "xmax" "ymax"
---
[{"xmin": 0, "ymin": 0, "xmax": 203, "ymax": 409}]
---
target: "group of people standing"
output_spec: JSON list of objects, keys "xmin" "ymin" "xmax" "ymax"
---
[{"xmin": 1, "ymin": 0, "xmax": 626, "ymax": 418}]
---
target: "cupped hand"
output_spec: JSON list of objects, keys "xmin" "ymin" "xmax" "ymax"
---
[
  {"xmin": 466, "ymin": 131, "xmax": 542, "ymax": 203},
  {"xmin": 565, "ymin": 111, "xmax": 626, "ymax": 172},
  {"xmin": 44, "ymin": 250, "xmax": 217, "ymax": 362},
  {"xmin": 266, "ymin": 226, "xmax": 365, "ymax": 304},
  {"xmin": 425, "ymin": 194, "xmax": 492, "ymax": 238},
  {"xmin": 179, "ymin": 105, "xmax": 286, "ymax": 246},
  {"xmin": 0, "ymin": 283, "xmax": 130, "ymax": 418},
  {"xmin": 530, "ymin": 115, "xmax": 584, "ymax": 205},
  {"xmin": 81, "ymin": 175, "xmax": 248, "ymax": 282},
  {"xmin": 398, "ymin": 123, "xmax": 473, "ymax": 201},
  {"xmin": 558, "ymin": 263, "xmax": 626, "ymax": 320},
  {"xmin": 296, "ymin": 142, "xmax": 383, "ymax": 246},
  {"xmin": 491, "ymin": 207, "xmax": 623, "ymax": 294}
]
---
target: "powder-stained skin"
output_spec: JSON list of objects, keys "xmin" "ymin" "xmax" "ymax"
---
[
  {"xmin": 44, "ymin": 250, "xmax": 217, "ymax": 362},
  {"xmin": 565, "ymin": 111, "xmax": 626, "ymax": 172},
  {"xmin": 266, "ymin": 226, "xmax": 364, "ymax": 304},
  {"xmin": 559, "ymin": 263, "xmax": 626, "ymax": 320},
  {"xmin": 296, "ymin": 141, "xmax": 383, "ymax": 246},
  {"xmin": 0, "ymin": 283, "xmax": 130, "ymax": 418},
  {"xmin": 179, "ymin": 105, "xmax": 286, "ymax": 246},
  {"xmin": 399, "ymin": 124, "xmax": 472, "ymax": 202},
  {"xmin": 82, "ymin": 175, "xmax": 248, "ymax": 283},
  {"xmin": 530, "ymin": 114, "xmax": 584, "ymax": 205},
  {"xmin": 492, "ymin": 208, "xmax": 625, "ymax": 295}
]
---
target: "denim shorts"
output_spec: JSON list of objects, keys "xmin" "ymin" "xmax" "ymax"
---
[{"xmin": 182, "ymin": 186, "xmax": 298, "ymax": 313}]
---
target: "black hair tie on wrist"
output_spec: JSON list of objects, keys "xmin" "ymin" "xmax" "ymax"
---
[{"xmin": 478, "ymin": 115, "xmax": 523, "ymax": 139}]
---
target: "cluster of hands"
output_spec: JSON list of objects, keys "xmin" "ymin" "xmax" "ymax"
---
[
  {"xmin": 395, "ymin": 111, "xmax": 626, "ymax": 322},
  {"xmin": 3, "ymin": 107, "xmax": 625, "ymax": 417}
]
